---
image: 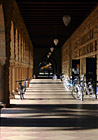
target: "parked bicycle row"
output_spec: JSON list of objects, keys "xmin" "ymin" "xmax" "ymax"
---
[{"xmin": 62, "ymin": 74, "xmax": 98, "ymax": 101}]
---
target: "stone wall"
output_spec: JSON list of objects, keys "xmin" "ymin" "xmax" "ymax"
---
[
  {"xmin": 62, "ymin": 6, "xmax": 98, "ymax": 79},
  {"xmin": 0, "ymin": 0, "xmax": 33, "ymax": 106}
]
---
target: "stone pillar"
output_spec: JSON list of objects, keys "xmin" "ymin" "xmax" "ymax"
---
[
  {"xmin": 9, "ymin": 66, "xmax": 12, "ymax": 94},
  {"xmin": 14, "ymin": 67, "xmax": 17, "ymax": 89},
  {"xmin": 96, "ymin": 55, "xmax": 98, "ymax": 81},
  {"xmin": 15, "ymin": 29, "xmax": 18, "ymax": 61},
  {"xmin": 16, "ymin": 67, "xmax": 18, "ymax": 88},
  {"xmin": 0, "ymin": 61, "xmax": 5, "ymax": 103},
  {"xmin": 80, "ymin": 58, "xmax": 86, "ymax": 75},
  {"xmin": 19, "ymin": 34, "xmax": 21, "ymax": 62}
]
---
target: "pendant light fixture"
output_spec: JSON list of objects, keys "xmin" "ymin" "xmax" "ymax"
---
[
  {"xmin": 53, "ymin": 38, "xmax": 59, "ymax": 46},
  {"xmin": 49, "ymin": 52, "xmax": 51, "ymax": 56},
  {"xmin": 50, "ymin": 47, "xmax": 54, "ymax": 52},
  {"xmin": 63, "ymin": 15, "xmax": 71, "ymax": 27},
  {"xmin": 47, "ymin": 55, "xmax": 49, "ymax": 58}
]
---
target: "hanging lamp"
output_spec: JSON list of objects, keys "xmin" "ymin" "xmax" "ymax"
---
[
  {"xmin": 50, "ymin": 47, "xmax": 54, "ymax": 52},
  {"xmin": 47, "ymin": 55, "xmax": 49, "ymax": 58},
  {"xmin": 49, "ymin": 52, "xmax": 51, "ymax": 56},
  {"xmin": 53, "ymin": 39, "xmax": 59, "ymax": 46},
  {"xmin": 63, "ymin": 15, "xmax": 71, "ymax": 27}
]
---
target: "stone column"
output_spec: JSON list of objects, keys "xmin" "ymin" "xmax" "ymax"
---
[
  {"xmin": 80, "ymin": 58, "xmax": 86, "ymax": 75},
  {"xmin": 9, "ymin": 66, "xmax": 12, "ymax": 95},
  {"xmin": 96, "ymin": 55, "xmax": 98, "ymax": 81},
  {"xmin": 15, "ymin": 29, "xmax": 18, "ymax": 61},
  {"xmin": 16, "ymin": 67, "xmax": 18, "ymax": 89},
  {"xmin": 0, "ymin": 61, "xmax": 5, "ymax": 103}
]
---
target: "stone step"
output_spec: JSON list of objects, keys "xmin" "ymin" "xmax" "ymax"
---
[
  {"xmin": 14, "ymin": 79, "xmax": 73, "ymax": 103},
  {"xmin": 29, "ymin": 85, "xmax": 65, "ymax": 88},
  {"xmin": 26, "ymin": 90, "xmax": 66, "ymax": 92},
  {"xmin": 15, "ymin": 93, "xmax": 71, "ymax": 98},
  {"xmin": 15, "ymin": 92, "xmax": 72, "ymax": 100},
  {"xmin": 25, "ymin": 91, "xmax": 70, "ymax": 94}
]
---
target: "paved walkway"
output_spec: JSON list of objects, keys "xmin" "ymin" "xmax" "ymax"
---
[{"xmin": 1, "ymin": 79, "xmax": 98, "ymax": 140}]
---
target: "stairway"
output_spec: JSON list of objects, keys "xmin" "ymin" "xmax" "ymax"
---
[{"xmin": 15, "ymin": 79, "xmax": 72, "ymax": 104}]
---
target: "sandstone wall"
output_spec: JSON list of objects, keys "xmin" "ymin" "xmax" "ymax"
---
[{"xmin": 62, "ymin": 6, "xmax": 98, "ymax": 79}]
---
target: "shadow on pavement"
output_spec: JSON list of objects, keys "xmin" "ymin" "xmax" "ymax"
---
[{"xmin": 1, "ymin": 104, "xmax": 98, "ymax": 130}]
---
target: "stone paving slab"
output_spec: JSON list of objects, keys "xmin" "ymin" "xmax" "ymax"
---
[{"xmin": 1, "ymin": 79, "xmax": 98, "ymax": 140}]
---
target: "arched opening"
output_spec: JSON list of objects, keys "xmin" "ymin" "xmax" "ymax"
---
[{"xmin": 38, "ymin": 59, "xmax": 55, "ymax": 78}]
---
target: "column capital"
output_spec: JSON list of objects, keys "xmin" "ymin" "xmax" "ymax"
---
[{"xmin": 10, "ymin": 59, "xmax": 15, "ymax": 65}]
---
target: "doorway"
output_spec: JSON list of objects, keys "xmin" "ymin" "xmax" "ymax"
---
[
  {"xmin": 38, "ymin": 59, "xmax": 54, "ymax": 78},
  {"xmin": 86, "ymin": 58, "xmax": 96, "ymax": 82},
  {"xmin": 72, "ymin": 59, "xmax": 80, "ymax": 80}
]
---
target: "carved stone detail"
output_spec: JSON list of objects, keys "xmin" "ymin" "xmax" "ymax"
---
[{"xmin": 0, "ymin": 57, "xmax": 6, "ymax": 65}]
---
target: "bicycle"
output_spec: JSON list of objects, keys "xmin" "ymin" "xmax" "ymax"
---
[
  {"xmin": 71, "ymin": 74, "xmax": 96, "ymax": 101},
  {"xmin": 71, "ymin": 78, "xmax": 83, "ymax": 100},
  {"xmin": 63, "ymin": 76, "xmax": 79, "ymax": 91}
]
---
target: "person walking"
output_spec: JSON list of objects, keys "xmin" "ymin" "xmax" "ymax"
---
[{"xmin": 19, "ymin": 82, "xmax": 24, "ymax": 100}]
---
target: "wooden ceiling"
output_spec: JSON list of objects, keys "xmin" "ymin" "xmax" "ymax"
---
[{"xmin": 16, "ymin": 0, "xmax": 97, "ymax": 48}]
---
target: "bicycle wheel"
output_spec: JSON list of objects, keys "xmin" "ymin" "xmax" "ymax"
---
[
  {"xmin": 85, "ymin": 83, "xmax": 96, "ymax": 99},
  {"xmin": 88, "ymin": 89, "xmax": 96, "ymax": 99},
  {"xmin": 71, "ymin": 85, "xmax": 81, "ymax": 100}
]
